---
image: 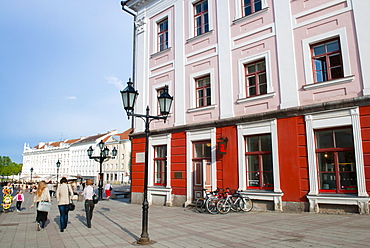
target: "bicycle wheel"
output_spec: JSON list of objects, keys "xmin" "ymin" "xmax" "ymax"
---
[
  {"xmin": 195, "ymin": 198, "xmax": 206, "ymax": 213},
  {"xmin": 217, "ymin": 198, "xmax": 231, "ymax": 214},
  {"xmin": 230, "ymin": 198, "xmax": 241, "ymax": 212},
  {"xmin": 239, "ymin": 197, "xmax": 253, "ymax": 212},
  {"xmin": 206, "ymin": 198, "xmax": 219, "ymax": 214}
]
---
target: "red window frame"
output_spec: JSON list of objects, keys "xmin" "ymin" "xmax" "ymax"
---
[
  {"xmin": 196, "ymin": 76, "xmax": 211, "ymax": 108},
  {"xmin": 311, "ymin": 38, "xmax": 344, "ymax": 83},
  {"xmin": 154, "ymin": 145, "xmax": 167, "ymax": 186},
  {"xmin": 245, "ymin": 134, "xmax": 273, "ymax": 190},
  {"xmin": 242, "ymin": 0, "xmax": 262, "ymax": 16},
  {"xmin": 194, "ymin": 0, "xmax": 209, "ymax": 36},
  {"xmin": 315, "ymin": 127, "xmax": 357, "ymax": 194},
  {"xmin": 245, "ymin": 59, "xmax": 267, "ymax": 97},
  {"xmin": 157, "ymin": 18, "xmax": 168, "ymax": 52}
]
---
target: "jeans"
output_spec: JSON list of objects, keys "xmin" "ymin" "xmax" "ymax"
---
[
  {"xmin": 84, "ymin": 200, "xmax": 95, "ymax": 227},
  {"xmin": 58, "ymin": 205, "xmax": 69, "ymax": 230}
]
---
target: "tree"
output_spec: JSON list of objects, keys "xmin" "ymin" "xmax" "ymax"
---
[{"xmin": 0, "ymin": 156, "xmax": 23, "ymax": 178}]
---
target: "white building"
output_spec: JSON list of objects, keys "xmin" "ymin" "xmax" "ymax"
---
[{"xmin": 22, "ymin": 129, "xmax": 132, "ymax": 184}]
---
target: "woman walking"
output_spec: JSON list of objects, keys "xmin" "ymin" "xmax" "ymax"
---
[
  {"xmin": 30, "ymin": 181, "xmax": 51, "ymax": 231},
  {"xmin": 82, "ymin": 179, "xmax": 95, "ymax": 228},
  {"xmin": 56, "ymin": 177, "xmax": 73, "ymax": 232}
]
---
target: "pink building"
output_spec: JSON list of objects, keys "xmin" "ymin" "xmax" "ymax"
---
[{"xmin": 122, "ymin": 0, "xmax": 370, "ymax": 213}]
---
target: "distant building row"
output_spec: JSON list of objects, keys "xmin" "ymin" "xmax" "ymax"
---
[{"xmin": 21, "ymin": 129, "xmax": 132, "ymax": 185}]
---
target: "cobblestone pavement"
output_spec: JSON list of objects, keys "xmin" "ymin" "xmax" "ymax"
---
[{"xmin": 1, "ymin": 186, "xmax": 370, "ymax": 247}]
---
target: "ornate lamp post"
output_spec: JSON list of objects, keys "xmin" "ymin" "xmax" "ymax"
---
[
  {"xmin": 87, "ymin": 141, "xmax": 117, "ymax": 200},
  {"xmin": 56, "ymin": 160, "xmax": 61, "ymax": 186},
  {"xmin": 120, "ymin": 79, "xmax": 173, "ymax": 245},
  {"xmin": 30, "ymin": 167, "xmax": 34, "ymax": 182}
]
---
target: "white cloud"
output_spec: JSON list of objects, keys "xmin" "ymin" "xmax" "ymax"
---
[
  {"xmin": 105, "ymin": 75, "xmax": 124, "ymax": 89},
  {"xmin": 66, "ymin": 96, "xmax": 77, "ymax": 100}
]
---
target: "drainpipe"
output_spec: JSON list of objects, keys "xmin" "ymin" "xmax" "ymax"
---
[
  {"xmin": 121, "ymin": 1, "xmax": 137, "ymax": 200},
  {"xmin": 121, "ymin": 1, "xmax": 137, "ymax": 136}
]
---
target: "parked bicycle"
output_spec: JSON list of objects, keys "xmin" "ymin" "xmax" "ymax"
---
[
  {"xmin": 195, "ymin": 188, "xmax": 223, "ymax": 214},
  {"xmin": 216, "ymin": 190, "xmax": 253, "ymax": 214}
]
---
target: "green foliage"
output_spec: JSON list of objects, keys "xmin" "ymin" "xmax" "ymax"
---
[{"xmin": 0, "ymin": 156, "xmax": 23, "ymax": 176}]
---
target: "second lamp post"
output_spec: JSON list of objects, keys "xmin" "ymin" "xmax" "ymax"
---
[
  {"xmin": 30, "ymin": 167, "xmax": 34, "ymax": 182},
  {"xmin": 56, "ymin": 160, "xmax": 61, "ymax": 187},
  {"xmin": 87, "ymin": 141, "xmax": 117, "ymax": 200},
  {"xmin": 120, "ymin": 78, "xmax": 173, "ymax": 245}
]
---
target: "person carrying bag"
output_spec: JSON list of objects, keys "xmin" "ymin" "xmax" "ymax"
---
[
  {"xmin": 30, "ymin": 181, "xmax": 51, "ymax": 231},
  {"xmin": 56, "ymin": 177, "xmax": 73, "ymax": 232},
  {"xmin": 82, "ymin": 179, "xmax": 96, "ymax": 228}
]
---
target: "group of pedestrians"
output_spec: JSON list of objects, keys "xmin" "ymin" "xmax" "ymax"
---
[
  {"xmin": 27, "ymin": 177, "xmax": 103, "ymax": 232},
  {"xmin": 2, "ymin": 179, "xmax": 114, "ymax": 232}
]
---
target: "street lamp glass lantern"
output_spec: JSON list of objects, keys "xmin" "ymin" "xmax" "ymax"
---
[
  {"xmin": 120, "ymin": 78, "xmax": 138, "ymax": 113},
  {"xmin": 56, "ymin": 160, "xmax": 61, "ymax": 168},
  {"xmin": 103, "ymin": 147, "xmax": 110, "ymax": 157},
  {"xmin": 98, "ymin": 140, "xmax": 105, "ymax": 150},
  {"xmin": 87, "ymin": 146, "xmax": 93, "ymax": 157},
  {"xmin": 112, "ymin": 147, "xmax": 117, "ymax": 157},
  {"xmin": 158, "ymin": 85, "xmax": 173, "ymax": 116}
]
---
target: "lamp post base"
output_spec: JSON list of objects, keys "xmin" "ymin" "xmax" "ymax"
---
[{"xmin": 133, "ymin": 239, "xmax": 156, "ymax": 246}]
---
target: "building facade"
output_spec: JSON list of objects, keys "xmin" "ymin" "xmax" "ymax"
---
[
  {"xmin": 22, "ymin": 129, "xmax": 131, "ymax": 185},
  {"xmin": 123, "ymin": 0, "xmax": 370, "ymax": 213}
]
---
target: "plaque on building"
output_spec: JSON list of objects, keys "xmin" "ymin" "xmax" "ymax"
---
[
  {"xmin": 174, "ymin": 172, "xmax": 182, "ymax": 179},
  {"xmin": 136, "ymin": 152, "xmax": 145, "ymax": 163}
]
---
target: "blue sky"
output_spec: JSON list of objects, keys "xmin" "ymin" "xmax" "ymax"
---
[{"xmin": 0, "ymin": 1, "xmax": 134, "ymax": 163}]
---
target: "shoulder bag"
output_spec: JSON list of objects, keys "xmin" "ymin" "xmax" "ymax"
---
[
  {"xmin": 92, "ymin": 194, "xmax": 99, "ymax": 204},
  {"xmin": 38, "ymin": 201, "xmax": 51, "ymax": 212}
]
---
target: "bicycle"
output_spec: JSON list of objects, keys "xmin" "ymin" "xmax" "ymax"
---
[
  {"xmin": 195, "ymin": 188, "xmax": 223, "ymax": 214},
  {"xmin": 216, "ymin": 190, "xmax": 253, "ymax": 214}
]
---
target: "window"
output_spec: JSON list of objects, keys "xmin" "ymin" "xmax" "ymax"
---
[
  {"xmin": 196, "ymin": 76, "xmax": 211, "ymax": 107},
  {"xmin": 245, "ymin": 60, "xmax": 267, "ymax": 97},
  {"xmin": 194, "ymin": 0, "xmax": 209, "ymax": 36},
  {"xmin": 311, "ymin": 38, "xmax": 343, "ymax": 83},
  {"xmin": 157, "ymin": 18, "xmax": 168, "ymax": 52},
  {"xmin": 315, "ymin": 127, "xmax": 357, "ymax": 193},
  {"xmin": 154, "ymin": 145, "xmax": 167, "ymax": 186},
  {"xmin": 194, "ymin": 141, "xmax": 211, "ymax": 158},
  {"xmin": 245, "ymin": 134, "xmax": 273, "ymax": 190},
  {"xmin": 242, "ymin": 0, "xmax": 262, "ymax": 16}
]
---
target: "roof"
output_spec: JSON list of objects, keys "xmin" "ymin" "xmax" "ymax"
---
[
  {"xmin": 118, "ymin": 128, "xmax": 133, "ymax": 140},
  {"xmin": 72, "ymin": 132, "xmax": 112, "ymax": 145}
]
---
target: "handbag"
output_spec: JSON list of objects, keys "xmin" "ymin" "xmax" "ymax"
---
[
  {"xmin": 68, "ymin": 201, "xmax": 75, "ymax": 211},
  {"xmin": 37, "ymin": 201, "xmax": 51, "ymax": 212},
  {"xmin": 92, "ymin": 194, "xmax": 98, "ymax": 204},
  {"xmin": 67, "ymin": 186, "xmax": 75, "ymax": 211}
]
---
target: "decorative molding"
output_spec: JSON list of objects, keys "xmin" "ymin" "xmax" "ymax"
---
[{"xmin": 135, "ymin": 17, "xmax": 146, "ymax": 34}]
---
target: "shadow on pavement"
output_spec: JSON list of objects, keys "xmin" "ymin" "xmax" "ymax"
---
[{"xmin": 96, "ymin": 210, "xmax": 139, "ymax": 240}]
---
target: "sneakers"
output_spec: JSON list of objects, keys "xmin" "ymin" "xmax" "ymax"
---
[
  {"xmin": 37, "ymin": 223, "xmax": 41, "ymax": 231},
  {"xmin": 16, "ymin": 210, "xmax": 20, "ymax": 212}
]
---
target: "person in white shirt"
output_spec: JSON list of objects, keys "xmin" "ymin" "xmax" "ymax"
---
[
  {"xmin": 82, "ymin": 179, "xmax": 95, "ymax": 228},
  {"xmin": 104, "ymin": 181, "xmax": 112, "ymax": 200}
]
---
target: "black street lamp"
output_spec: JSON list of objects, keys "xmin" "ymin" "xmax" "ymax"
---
[
  {"xmin": 87, "ymin": 141, "xmax": 117, "ymax": 200},
  {"xmin": 30, "ymin": 167, "xmax": 34, "ymax": 182},
  {"xmin": 56, "ymin": 160, "xmax": 61, "ymax": 186},
  {"xmin": 120, "ymin": 79, "xmax": 173, "ymax": 245}
]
